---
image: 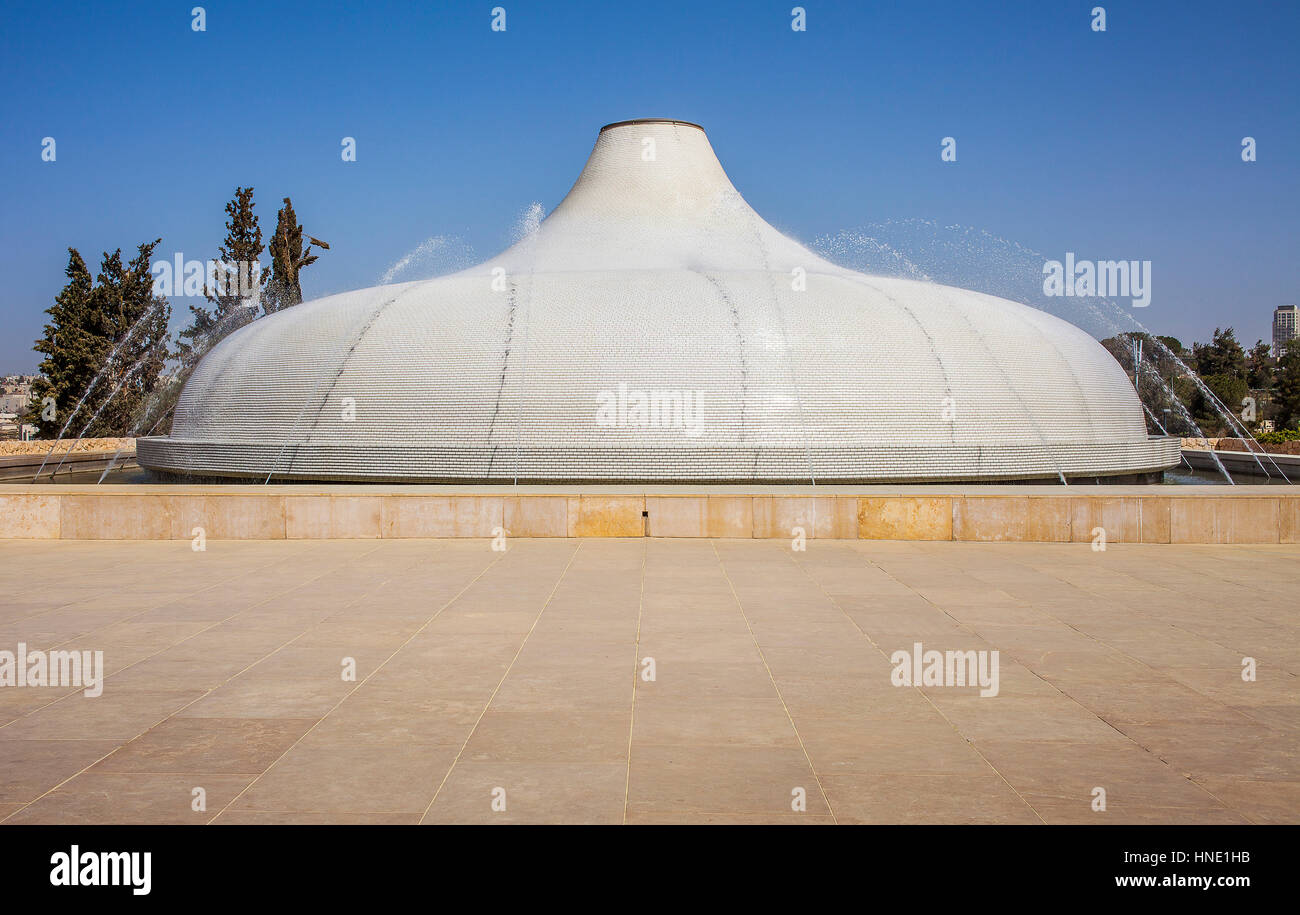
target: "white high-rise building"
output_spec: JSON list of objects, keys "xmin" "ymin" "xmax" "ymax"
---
[{"xmin": 1274, "ymin": 304, "xmax": 1299, "ymax": 356}]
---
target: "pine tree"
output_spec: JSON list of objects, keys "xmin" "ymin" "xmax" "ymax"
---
[
  {"xmin": 1276, "ymin": 339, "xmax": 1300, "ymax": 430},
  {"xmin": 1155, "ymin": 336, "xmax": 1184, "ymax": 356},
  {"xmin": 26, "ymin": 242, "xmax": 171, "ymax": 438},
  {"xmin": 1190, "ymin": 328, "xmax": 1249, "ymax": 431},
  {"xmin": 265, "ymin": 197, "xmax": 326, "ymax": 313},
  {"xmin": 1246, "ymin": 340, "xmax": 1273, "ymax": 390},
  {"xmin": 90, "ymin": 240, "xmax": 172, "ymax": 436},
  {"xmin": 177, "ymin": 187, "xmax": 264, "ymax": 370},
  {"xmin": 27, "ymin": 249, "xmax": 100, "ymax": 437},
  {"xmin": 1193, "ymin": 327, "xmax": 1247, "ymax": 380}
]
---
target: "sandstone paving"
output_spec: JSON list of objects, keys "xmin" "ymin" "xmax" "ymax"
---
[{"xmin": 0, "ymin": 537, "xmax": 1296, "ymax": 824}]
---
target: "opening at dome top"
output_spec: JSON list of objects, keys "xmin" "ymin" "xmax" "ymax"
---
[{"xmin": 599, "ymin": 118, "xmax": 706, "ymax": 133}]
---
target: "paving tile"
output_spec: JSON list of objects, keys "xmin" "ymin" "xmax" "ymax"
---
[
  {"xmin": 3, "ymin": 772, "xmax": 254, "ymax": 824},
  {"xmin": 926, "ymin": 695, "xmax": 1127, "ymax": 742},
  {"xmin": 627, "ymin": 744, "xmax": 830, "ymax": 816},
  {"xmin": 422, "ymin": 761, "xmax": 627, "ymax": 824},
  {"xmin": 0, "ymin": 739, "xmax": 121, "ymax": 804},
  {"xmin": 821, "ymin": 773, "xmax": 1040, "ymax": 824},
  {"xmin": 1121, "ymin": 720, "xmax": 1300, "ymax": 780},
  {"xmin": 0, "ymin": 689, "xmax": 204, "ymax": 740},
  {"xmin": 462, "ymin": 709, "xmax": 630, "ymax": 763},
  {"xmin": 230, "ymin": 744, "xmax": 459, "ymax": 816},
  {"xmin": 91, "ymin": 717, "xmax": 316, "ymax": 774},
  {"xmin": 797, "ymin": 716, "xmax": 993, "ymax": 776},
  {"xmin": 302, "ymin": 696, "xmax": 483, "ymax": 747},
  {"xmin": 211, "ymin": 809, "xmax": 418, "ymax": 824},
  {"xmin": 1190, "ymin": 777, "xmax": 1300, "ymax": 824},
  {"xmin": 623, "ymin": 811, "xmax": 835, "ymax": 824},
  {"xmin": 175, "ymin": 677, "xmax": 350, "ymax": 719},
  {"xmin": 631, "ymin": 660, "xmax": 779, "ymax": 702},
  {"xmin": 974, "ymin": 738, "xmax": 1224, "ymax": 809},
  {"xmin": 1028, "ymin": 801, "xmax": 1250, "ymax": 825},
  {"xmin": 631, "ymin": 697, "xmax": 800, "ymax": 748}
]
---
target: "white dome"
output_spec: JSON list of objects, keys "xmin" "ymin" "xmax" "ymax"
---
[{"xmin": 139, "ymin": 119, "xmax": 1178, "ymax": 482}]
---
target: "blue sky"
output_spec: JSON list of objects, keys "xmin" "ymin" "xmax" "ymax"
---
[{"xmin": 1, "ymin": 0, "xmax": 1296, "ymax": 371}]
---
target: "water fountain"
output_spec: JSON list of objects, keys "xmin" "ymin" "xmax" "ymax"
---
[
  {"xmin": 813, "ymin": 219, "xmax": 1293, "ymax": 486},
  {"xmin": 31, "ymin": 298, "xmax": 168, "ymax": 481}
]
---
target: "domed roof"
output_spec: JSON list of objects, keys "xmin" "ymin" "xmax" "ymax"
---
[{"xmin": 139, "ymin": 119, "xmax": 1179, "ymax": 482}]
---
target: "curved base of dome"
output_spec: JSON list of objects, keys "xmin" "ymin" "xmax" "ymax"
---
[{"xmin": 137, "ymin": 437, "xmax": 1181, "ymax": 484}]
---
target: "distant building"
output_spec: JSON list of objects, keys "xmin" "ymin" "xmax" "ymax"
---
[
  {"xmin": 0, "ymin": 393, "xmax": 30, "ymax": 414},
  {"xmin": 0, "ymin": 378, "xmax": 33, "ymax": 414},
  {"xmin": 1274, "ymin": 304, "xmax": 1299, "ymax": 356},
  {"xmin": 0, "ymin": 376, "xmax": 38, "ymax": 436}
]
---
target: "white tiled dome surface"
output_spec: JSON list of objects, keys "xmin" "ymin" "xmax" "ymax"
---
[{"xmin": 139, "ymin": 120, "xmax": 1179, "ymax": 482}]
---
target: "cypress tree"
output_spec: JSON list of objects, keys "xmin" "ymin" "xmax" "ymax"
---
[
  {"xmin": 265, "ymin": 197, "xmax": 325, "ymax": 313},
  {"xmin": 177, "ymin": 186, "xmax": 264, "ymax": 369}
]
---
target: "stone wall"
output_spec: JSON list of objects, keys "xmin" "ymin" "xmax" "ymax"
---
[
  {"xmin": 1213, "ymin": 438, "xmax": 1300, "ymax": 456},
  {"xmin": 0, "ymin": 486, "xmax": 1296, "ymax": 543},
  {"xmin": 0, "ymin": 438, "xmax": 134, "ymax": 456}
]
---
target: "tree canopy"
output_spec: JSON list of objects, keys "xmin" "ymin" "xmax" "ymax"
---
[{"xmin": 26, "ymin": 242, "xmax": 171, "ymax": 438}]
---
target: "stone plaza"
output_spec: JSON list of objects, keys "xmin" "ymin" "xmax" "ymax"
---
[{"xmin": 1, "ymin": 533, "xmax": 1296, "ymax": 824}]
